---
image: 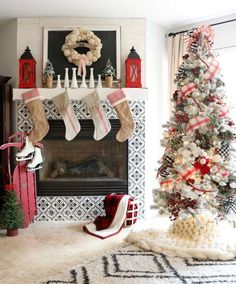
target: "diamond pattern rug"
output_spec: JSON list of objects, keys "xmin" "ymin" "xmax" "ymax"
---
[{"xmin": 38, "ymin": 245, "xmax": 236, "ymax": 284}]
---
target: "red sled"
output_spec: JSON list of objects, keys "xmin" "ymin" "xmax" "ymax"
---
[{"xmin": 0, "ymin": 132, "xmax": 42, "ymax": 228}]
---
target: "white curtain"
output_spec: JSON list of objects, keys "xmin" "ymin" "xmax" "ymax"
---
[{"xmin": 167, "ymin": 34, "xmax": 187, "ymax": 108}]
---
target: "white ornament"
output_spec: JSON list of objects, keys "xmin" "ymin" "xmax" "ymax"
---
[{"xmin": 229, "ymin": 182, "xmax": 236, "ymax": 188}]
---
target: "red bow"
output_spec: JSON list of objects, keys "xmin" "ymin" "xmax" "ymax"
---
[{"xmin": 194, "ymin": 157, "xmax": 210, "ymax": 175}]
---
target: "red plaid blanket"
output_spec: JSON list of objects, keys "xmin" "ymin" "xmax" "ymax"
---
[{"xmin": 94, "ymin": 193, "xmax": 138, "ymax": 230}]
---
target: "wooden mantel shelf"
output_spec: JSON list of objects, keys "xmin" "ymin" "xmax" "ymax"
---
[{"xmin": 13, "ymin": 88, "xmax": 148, "ymax": 101}]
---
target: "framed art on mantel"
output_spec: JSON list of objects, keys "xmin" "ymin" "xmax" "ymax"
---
[{"xmin": 43, "ymin": 26, "xmax": 121, "ymax": 81}]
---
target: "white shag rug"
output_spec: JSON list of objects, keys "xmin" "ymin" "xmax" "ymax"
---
[
  {"xmin": 126, "ymin": 221, "xmax": 236, "ymax": 260},
  {"xmin": 37, "ymin": 244, "xmax": 236, "ymax": 284}
]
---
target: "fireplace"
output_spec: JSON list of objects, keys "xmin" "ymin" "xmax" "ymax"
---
[
  {"xmin": 38, "ymin": 119, "xmax": 128, "ymax": 196},
  {"xmin": 16, "ymin": 96, "xmax": 145, "ymax": 221}
]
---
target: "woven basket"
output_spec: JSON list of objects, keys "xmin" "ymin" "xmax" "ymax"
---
[{"xmin": 169, "ymin": 213, "xmax": 216, "ymax": 243}]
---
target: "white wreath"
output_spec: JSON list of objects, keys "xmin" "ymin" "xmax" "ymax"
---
[{"xmin": 62, "ymin": 28, "xmax": 102, "ymax": 76}]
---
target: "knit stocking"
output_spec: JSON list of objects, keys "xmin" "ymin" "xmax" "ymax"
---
[
  {"xmin": 53, "ymin": 91, "xmax": 81, "ymax": 141},
  {"xmin": 107, "ymin": 89, "xmax": 135, "ymax": 142},
  {"xmin": 83, "ymin": 91, "xmax": 111, "ymax": 140},
  {"xmin": 22, "ymin": 89, "xmax": 49, "ymax": 143}
]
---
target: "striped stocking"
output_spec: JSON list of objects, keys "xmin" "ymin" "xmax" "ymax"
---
[
  {"xmin": 53, "ymin": 91, "xmax": 81, "ymax": 141},
  {"xmin": 107, "ymin": 89, "xmax": 135, "ymax": 142},
  {"xmin": 83, "ymin": 91, "xmax": 111, "ymax": 140}
]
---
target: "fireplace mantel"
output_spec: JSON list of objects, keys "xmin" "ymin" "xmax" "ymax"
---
[
  {"xmin": 13, "ymin": 88, "xmax": 148, "ymax": 101},
  {"xmin": 15, "ymin": 89, "xmax": 146, "ymax": 221}
]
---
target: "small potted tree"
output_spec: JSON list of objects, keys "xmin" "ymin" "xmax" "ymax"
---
[
  {"xmin": 43, "ymin": 59, "xmax": 55, "ymax": 88},
  {"xmin": 0, "ymin": 185, "xmax": 24, "ymax": 236},
  {"xmin": 102, "ymin": 58, "xmax": 116, "ymax": 88}
]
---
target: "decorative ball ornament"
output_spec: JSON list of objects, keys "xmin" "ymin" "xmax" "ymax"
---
[
  {"xmin": 125, "ymin": 46, "xmax": 142, "ymax": 88},
  {"xmin": 62, "ymin": 28, "xmax": 102, "ymax": 77},
  {"xmin": 18, "ymin": 46, "xmax": 36, "ymax": 88}
]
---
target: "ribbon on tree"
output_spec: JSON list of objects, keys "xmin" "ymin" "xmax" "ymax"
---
[
  {"xmin": 160, "ymin": 167, "xmax": 197, "ymax": 187},
  {"xmin": 185, "ymin": 25, "xmax": 215, "ymax": 49},
  {"xmin": 180, "ymin": 167, "xmax": 197, "ymax": 180},
  {"xmin": 219, "ymin": 106, "xmax": 229, "ymax": 118},
  {"xmin": 187, "ymin": 179, "xmax": 213, "ymax": 193},
  {"xmin": 194, "ymin": 25, "xmax": 215, "ymax": 43},
  {"xmin": 217, "ymin": 166, "xmax": 229, "ymax": 177},
  {"xmin": 178, "ymin": 82, "xmax": 196, "ymax": 101},
  {"xmin": 204, "ymin": 59, "xmax": 220, "ymax": 81},
  {"xmin": 186, "ymin": 115, "xmax": 210, "ymax": 132}
]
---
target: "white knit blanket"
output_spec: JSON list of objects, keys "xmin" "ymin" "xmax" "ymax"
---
[{"xmin": 126, "ymin": 221, "xmax": 236, "ymax": 260}]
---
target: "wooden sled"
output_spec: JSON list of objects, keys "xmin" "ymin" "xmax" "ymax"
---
[{"xmin": 0, "ymin": 132, "xmax": 42, "ymax": 228}]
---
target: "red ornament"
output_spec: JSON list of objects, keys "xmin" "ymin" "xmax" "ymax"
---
[
  {"xmin": 18, "ymin": 46, "xmax": 36, "ymax": 88},
  {"xmin": 125, "ymin": 46, "xmax": 142, "ymax": 88}
]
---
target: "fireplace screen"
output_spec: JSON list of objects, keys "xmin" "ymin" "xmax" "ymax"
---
[{"xmin": 37, "ymin": 120, "xmax": 128, "ymax": 196}]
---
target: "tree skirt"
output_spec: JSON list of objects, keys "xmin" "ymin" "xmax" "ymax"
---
[
  {"xmin": 37, "ymin": 244, "xmax": 236, "ymax": 284},
  {"xmin": 126, "ymin": 221, "xmax": 236, "ymax": 260}
]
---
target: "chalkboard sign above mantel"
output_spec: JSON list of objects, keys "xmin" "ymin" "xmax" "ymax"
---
[{"xmin": 43, "ymin": 26, "xmax": 121, "ymax": 81}]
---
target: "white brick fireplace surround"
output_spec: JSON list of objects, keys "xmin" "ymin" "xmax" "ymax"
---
[{"xmin": 13, "ymin": 88, "xmax": 147, "ymax": 221}]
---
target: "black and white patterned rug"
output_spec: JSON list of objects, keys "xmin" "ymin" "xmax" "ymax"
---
[{"xmin": 39, "ymin": 245, "xmax": 236, "ymax": 284}]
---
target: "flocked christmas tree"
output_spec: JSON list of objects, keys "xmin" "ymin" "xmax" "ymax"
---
[
  {"xmin": 153, "ymin": 25, "xmax": 236, "ymax": 224},
  {"xmin": 102, "ymin": 58, "xmax": 116, "ymax": 78},
  {"xmin": 43, "ymin": 60, "xmax": 55, "ymax": 79}
]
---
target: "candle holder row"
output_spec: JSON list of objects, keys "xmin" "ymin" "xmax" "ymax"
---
[{"xmin": 54, "ymin": 67, "xmax": 103, "ymax": 89}]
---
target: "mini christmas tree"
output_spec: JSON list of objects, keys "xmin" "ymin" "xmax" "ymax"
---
[
  {"xmin": 102, "ymin": 58, "xmax": 116, "ymax": 78},
  {"xmin": 42, "ymin": 59, "xmax": 55, "ymax": 79},
  {"xmin": 153, "ymin": 25, "xmax": 236, "ymax": 225},
  {"xmin": 42, "ymin": 59, "xmax": 55, "ymax": 88},
  {"xmin": 0, "ymin": 185, "xmax": 24, "ymax": 234}
]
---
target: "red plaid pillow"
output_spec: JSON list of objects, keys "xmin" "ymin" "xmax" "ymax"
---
[{"xmin": 125, "ymin": 197, "xmax": 138, "ymax": 226}]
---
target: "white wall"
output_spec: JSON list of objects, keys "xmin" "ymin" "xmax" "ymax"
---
[
  {"xmin": 0, "ymin": 20, "xmax": 17, "ymax": 86},
  {"xmin": 145, "ymin": 21, "xmax": 168, "ymax": 218},
  {"xmin": 213, "ymin": 19, "xmax": 236, "ymax": 49}
]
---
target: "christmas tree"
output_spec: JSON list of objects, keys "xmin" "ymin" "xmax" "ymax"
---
[
  {"xmin": 102, "ymin": 58, "xmax": 116, "ymax": 78},
  {"xmin": 0, "ymin": 185, "xmax": 24, "ymax": 230},
  {"xmin": 42, "ymin": 59, "xmax": 55, "ymax": 79},
  {"xmin": 153, "ymin": 25, "xmax": 236, "ymax": 222}
]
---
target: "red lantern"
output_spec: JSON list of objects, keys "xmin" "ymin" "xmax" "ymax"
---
[
  {"xmin": 18, "ymin": 46, "xmax": 36, "ymax": 88},
  {"xmin": 125, "ymin": 46, "xmax": 142, "ymax": 88}
]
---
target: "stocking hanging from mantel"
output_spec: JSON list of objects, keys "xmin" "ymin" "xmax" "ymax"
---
[
  {"xmin": 107, "ymin": 89, "xmax": 135, "ymax": 142},
  {"xmin": 83, "ymin": 91, "xmax": 111, "ymax": 141},
  {"xmin": 22, "ymin": 88, "xmax": 49, "ymax": 144},
  {"xmin": 53, "ymin": 91, "xmax": 81, "ymax": 141}
]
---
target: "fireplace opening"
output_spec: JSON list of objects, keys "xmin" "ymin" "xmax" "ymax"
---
[{"xmin": 37, "ymin": 119, "xmax": 128, "ymax": 196}]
